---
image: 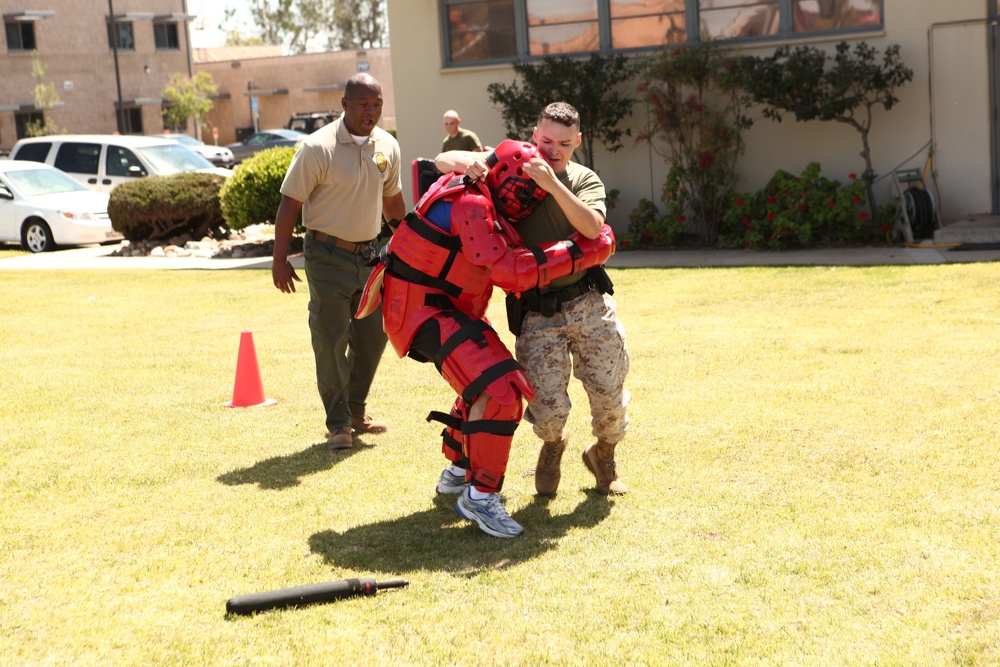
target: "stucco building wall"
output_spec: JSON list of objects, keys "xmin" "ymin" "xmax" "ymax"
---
[{"xmin": 386, "ymin": 0, "xmax": 993, "ymax": 228}]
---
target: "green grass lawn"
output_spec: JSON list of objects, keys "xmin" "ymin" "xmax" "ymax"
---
[{"xmin": 1, "ymin": 265, "xmax": 998, "ymax": 665}]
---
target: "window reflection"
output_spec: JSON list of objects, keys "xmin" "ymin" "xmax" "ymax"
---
[
  {"xmin": 793, "ymin": 0, "xmax": 882, "ymax": 32},
  {"xmin": 527, "ymin": 0, "xmax": 598, "ymax": 25},
  {"xmin": 699, "ymin": 1, "xmax": 780, "ymax": 40},
  {"xmin": 529, "ymin": 23, "xmax": 599, "ymax": 55},
  {"xmin": 611, "ymin": 0, "xmax": 686, "ymax": 48},
  {"xmin": 527, "ymin": 0, "xmax": 598, "ymax": 55},
  {"xmin": 448, "ymin": 1, "xmax": 517, "ymax": 63},
  {"xmin": 443, "ymin": 0, "xmax": 883, "ymax": 65}
]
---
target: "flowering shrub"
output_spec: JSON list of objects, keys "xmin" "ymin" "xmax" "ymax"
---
[
  {"xmin": 636, "ymin": 43, "xmax": 751, "ymax": 245},
  {"xmin": 623, "ymin": 194, "xmax": 684, "ymax": 249},
  {"xmin": 718, "ymin": 163, "xmax": 881, "ymax": 250}
]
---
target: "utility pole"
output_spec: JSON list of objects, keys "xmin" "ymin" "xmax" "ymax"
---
[
  {"xmin": 108, "ymin": 0, "xmax": 124, "ymax": 133},
  {"xmin": 182, "ymin": 0, "xmax": 200, "ymax": 140}
]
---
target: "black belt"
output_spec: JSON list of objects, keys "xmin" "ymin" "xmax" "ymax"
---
[
  {"xmin": 308, "ymin": 230, "xmax": 375, "ymax": 255},
  {"xmin": 522, "ymin": 276, "xmax": 596, "ymax": 316}
]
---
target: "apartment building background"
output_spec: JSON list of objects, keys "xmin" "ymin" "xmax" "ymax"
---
[
  {"xmin": 0, "ymin": 0, "xmax": 195, "ymax": 149},
  {"xmin": 0, "ymin": 1, "xmax": 396, "ymax": 152}
]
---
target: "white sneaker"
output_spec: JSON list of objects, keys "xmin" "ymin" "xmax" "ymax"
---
[
  {"xmin": 455, "ymin": 487, "xmax": 523, "ymax": 538},
  {"xmin": 436, "ymin": 468, "xmax": 468, "ymax": 495}
]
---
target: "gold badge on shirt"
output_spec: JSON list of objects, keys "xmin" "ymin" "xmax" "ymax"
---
[{"xmin": 374, "ymin": 152, "xmax": 388, "ymax": 174}]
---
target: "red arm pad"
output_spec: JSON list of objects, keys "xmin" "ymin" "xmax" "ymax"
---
[{"xmin": 491, "ymin": 224, "xmax": 615, "ymax": 293}]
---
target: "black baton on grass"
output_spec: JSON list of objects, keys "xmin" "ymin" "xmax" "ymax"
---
[{"xmin": 226, "ymin": 578, "xmax": 408, "ymax": 615}]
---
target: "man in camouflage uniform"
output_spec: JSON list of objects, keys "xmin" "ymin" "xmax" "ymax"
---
[{"xmin": 438, "ymin": 102, "xmax": 629, "ymax": 496}]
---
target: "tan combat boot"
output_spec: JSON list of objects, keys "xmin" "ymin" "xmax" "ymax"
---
[
  {"xmin": 582, "ymin": 439, "xmax": 628, "ymax": 495},
  {"xmin": 534, "ymin": 437, "xmax": 568, "ymax": 496}
]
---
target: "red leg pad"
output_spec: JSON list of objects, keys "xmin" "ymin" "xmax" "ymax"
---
[{"xmin": 465, "ymin": 396, "xmax": 523, "ymax": 493}]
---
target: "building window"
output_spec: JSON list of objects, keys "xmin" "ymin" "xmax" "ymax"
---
[
  {"xmin": 446, "ymin": 0, "xmax": 517, "ymax": 64},
  {"xmin": 610, "ymin": 0, "xmax": 686, "ymax": 49},
  {"xmin": 154, "ymin": 22, "xmax": 180, "ymax": 50},
  {"xmin": 5, "ymin": 20, "xmax": 37, "ymax": 51},
  {"xmin": 14, "ymin": 112, "xmax": 45, "ymax": 139},
  {"xmin": 442, "ymin": 0, "xmax": 883, "ymax": 65},
  {"xmin": 791, "ymin": 0, "xmax": 882, "ymax": 34},
  {"xmin": 117, "ymin": 107, "xmax": 143, "ymax": 135},
  {"xmin": 527, "ymin": 0, "xmax": 599, "ymax": 56},
  {"xmin": 699, "ymin": 0, "xmax": 781, "ymax": 41},
  {"xmin": 108, "ymin": 21, "xmax": 135, "ymax": 50}
]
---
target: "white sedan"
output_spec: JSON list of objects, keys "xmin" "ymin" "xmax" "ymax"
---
[{"xmin": 0, "ymin": 160, "xmax": 122, "ymax": 253}]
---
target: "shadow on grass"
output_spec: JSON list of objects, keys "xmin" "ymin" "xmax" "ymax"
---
[
  {"xmin": 217, "ymin": 438, "xmax": 375, "ymax": 490},
  {"xmin": 308, "ymin": 493, "xmax": 613, "ymax": 574}
]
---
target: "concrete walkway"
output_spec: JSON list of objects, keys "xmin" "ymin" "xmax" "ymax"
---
[{"xmin": 2, "ymin": 241, "xmax": 1000, "ymax": 270}]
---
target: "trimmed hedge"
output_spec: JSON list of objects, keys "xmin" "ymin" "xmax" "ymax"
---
[
  {"xmin": 108, "ymin": 172, "xmax": 229, "ymax": 242},
  {"xmin": 220, "ymin": 146, "xmax": 302, "ymax": 233}
]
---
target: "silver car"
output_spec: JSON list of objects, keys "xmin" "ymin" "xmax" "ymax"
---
[
  {"xmin": 226, "ymin": 129, "xmax": 306, "ymax": 165},
  {"xmin": 150, "ymin": 133, "xmax": 235, "ymax": 169},
  {"xmin": 0, "ymin": 160, "xmax": 122, "ymax": 253}
]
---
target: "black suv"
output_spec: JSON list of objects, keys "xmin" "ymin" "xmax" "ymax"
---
[{"xmin": 287, "ymin": 111, "xmax": 341, "ymax": 135}]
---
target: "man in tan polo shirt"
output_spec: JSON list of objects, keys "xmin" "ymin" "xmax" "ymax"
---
[{"xmin": 272, "ymin": 73, "xmax": 407, "ymax": 449}]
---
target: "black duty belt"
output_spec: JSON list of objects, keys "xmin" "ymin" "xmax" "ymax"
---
[{"xmin": 521, "ymin": 275, "xmax": 596, "ymax": 316}]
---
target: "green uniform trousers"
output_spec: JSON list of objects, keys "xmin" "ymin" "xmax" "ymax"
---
[{"xmin": 303, "ymin": 233, "xmax": 388, "ymax": 434}]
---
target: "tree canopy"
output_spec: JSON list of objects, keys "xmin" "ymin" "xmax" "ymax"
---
[
  {"xmin": 223, "ymin": 1, "xmax": 388, "ymax": 54},
  {"xmin": 735, "ymin": 41, "xmax": 914, "ymax": 217},
  {"xmin": 162, "ymin": 72, "xmax": 218, "ymax": 135},
  {"xmin": 486, "ymin": 54, "xmax": 640, "ymax": 172}
]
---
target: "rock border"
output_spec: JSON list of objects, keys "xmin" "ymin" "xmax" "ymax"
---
[{"xmin": 110, "ymin": 224, "xmax": 303, "ymax": 259}]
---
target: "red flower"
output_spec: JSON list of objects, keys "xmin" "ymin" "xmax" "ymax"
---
[
  {"xmin": 849, "ymin": 173, "xmax": 857, "ymax": 179},
  {"xmin": 743, "ymin": 242, "xmax": 750, "ymax": 248},
  {"xmin": 654, "ymin": 236, "xmax": 662, "ymax": 244},
  {"xmin": 736, "ymin": 199, "xmax": 744, "ymax": 205},
  {"xmin": 678, "ymin": 215, "xmax": 686, "ymax": 222},
  {"xmin": 853, "ymin": 196, "xmax": 860, "ymax": 203},
  {"xmin": 859, "ymin": 212, "xmax": 869, "ymax": 219},
  {"xmin": 880, "ymin": 224, "xmax": 890, "ymax": 231},
  {"xmin": 644, "ymin": 229, "xmax": 653, "ymax": 236},
  {"xmin": 766, "ymin": 213, "xmax": 774, "ymax": 220},
  {"xmin": 828, "ymin": 201, "xmax": 836, "ymax": 208},
  {"xmin": 767, "ymin": 196, "xmax": 776, "ymax": 203}
]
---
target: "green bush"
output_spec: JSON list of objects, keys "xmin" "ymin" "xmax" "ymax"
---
[
  {"xmin": 718, "ymin": 163, "xmax": 880, "ymax": 250},
  {"xmin": 108, "ymin": 172, "xmax": 228, "ymax": 242},
  {"xmin": 621, "ymin": 196, "xmax": 684, "ymax": 250},
  {"xmin": 221, "ymin": 146, "xmax": 300, "ymax": 232}
]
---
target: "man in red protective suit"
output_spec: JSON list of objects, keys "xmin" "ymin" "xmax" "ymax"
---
[{"xmin": 355, "ymin": 140, "xmax": 615, "ymax": 538}]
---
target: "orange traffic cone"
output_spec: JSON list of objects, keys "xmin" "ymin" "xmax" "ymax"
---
[{"xmin": 225, "ymin": 330, "xmax": 277, "ymax": 408}]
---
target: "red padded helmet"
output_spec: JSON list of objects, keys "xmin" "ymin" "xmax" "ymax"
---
[{"xmin": 484, "ymin": 140, "xmax": 548, "ymax": 223}]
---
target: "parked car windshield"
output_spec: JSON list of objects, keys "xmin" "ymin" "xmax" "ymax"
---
[
  {"xmin": 5, "ymin": 166, "xmax": 89, "ymax": 197},
  {"xmin": 135, "ymin": 144, "xmax": 214, "ymax": 174},
  {"xmin": 159, "ymin": 134, "xmax": 203, "ymax": 147}
]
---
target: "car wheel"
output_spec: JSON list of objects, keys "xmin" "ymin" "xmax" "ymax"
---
[{"xmin": 22, "ymin": 218, "xmax": 56, "ymax": 253}]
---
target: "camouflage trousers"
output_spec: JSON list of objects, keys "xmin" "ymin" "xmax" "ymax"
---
[{"xmin": 515, "ymin": 289, "xmax": 630, "ymax": 444}]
